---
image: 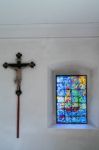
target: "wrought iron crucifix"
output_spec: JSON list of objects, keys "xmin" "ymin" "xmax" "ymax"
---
[{"xmin": 3, "ymin": 53, "xmax": 36, "ymax": 138}]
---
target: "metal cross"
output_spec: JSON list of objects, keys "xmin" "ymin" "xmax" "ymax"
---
[{"xmin": 3, "ymin": 52, "xmax": 36, "ymax": 138}]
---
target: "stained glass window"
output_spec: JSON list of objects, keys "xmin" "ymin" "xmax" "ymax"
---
[{"xmin": 56, "ymin": 75, "xmax": 87, "ymax": 124}]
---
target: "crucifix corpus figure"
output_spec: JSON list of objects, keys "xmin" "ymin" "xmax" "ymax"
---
[{"xmin": 3, "ymin": 52, "xmax": 36, "ymax": 138}]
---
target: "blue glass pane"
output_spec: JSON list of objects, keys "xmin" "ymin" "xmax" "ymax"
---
[
  {"xmin": 80, "ymin": 117, "xmax": 87, "ymax": 123},
  {"xmin": 57, "ymin": 115, "xmax": 65, "ymax": 123},
  {"xmin": 57, "ymin": 110, "xmax": 65, "ymax": 116},
  {"xmin": 72, "ymin": 117, "xmax": 81, "ymax": 123},
  {"xmin": 65, "ymin": 117, "xmax": 72, "ymax": 123},
  {"xmin": 57, "ymin": 82, "xmax": 65, "ymax": 90},
  {"xmin": 72, "ymin": 111, "xmax": 80, "ymax": 117},
  {"xmin": 64, "ymin": 76, "xmax": 72, "ymax": 90},
  {"xmin": 79, "ymin": 90, "xmax": 86, "ymax": 97},
  {"xmin": 78, "ymin": 109, "xmax": 86, "ymax": 116},
  {"xmin": 72, "ymin": 109, "xmax": 86, "ymax": 117},
  {"xmin": 65, "ymin": 110, "xmax": 72, "ymax": 117},
  {"xmin": 57, "ymin": 88, "xmax": 66, "ymax": 96},
  {"xmin": 57, "ymin": 76, "xmax": 64, "ymax": 83}
]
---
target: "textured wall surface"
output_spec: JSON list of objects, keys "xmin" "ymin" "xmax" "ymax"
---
[{"xmin": 0, "ymin": 38, "xmax": 99, "ymax": 150}]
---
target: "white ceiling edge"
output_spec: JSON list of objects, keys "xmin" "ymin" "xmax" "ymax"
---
[
  {"xmin": 0, "ymin": 23, "xmax": 99, "ymax": 39},
  {"xmin": 0, "ymin": 0, "xmax": 99, "ymax": 24}
]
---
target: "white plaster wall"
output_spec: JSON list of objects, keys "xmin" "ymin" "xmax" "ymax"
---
[{"xmin": 0, "ymin": 38, "xmax": 99, "ymax": 150}]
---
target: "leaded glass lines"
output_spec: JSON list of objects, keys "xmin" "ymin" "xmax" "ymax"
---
[{"xmin": 56, "ymin": 75, "xmax": 87, "ymax": 124}]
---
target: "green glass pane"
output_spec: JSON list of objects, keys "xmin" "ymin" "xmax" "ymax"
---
[{"xmin": 72, "ymin": 90, "xmax": 79, "ymax": 96}]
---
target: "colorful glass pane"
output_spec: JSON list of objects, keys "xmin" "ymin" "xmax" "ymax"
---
[
  {"xmin": 56, "ymin": 75, "xmax": 87, "ymax": 124},
  {"xmin": 57, "ymin": 96, "xmax": 64, "ymax": 102}
]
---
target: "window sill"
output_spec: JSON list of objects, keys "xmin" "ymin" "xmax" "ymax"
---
[{"xmin": 51, "ymin": 124, "xmax": 97, "ymax": 130}]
